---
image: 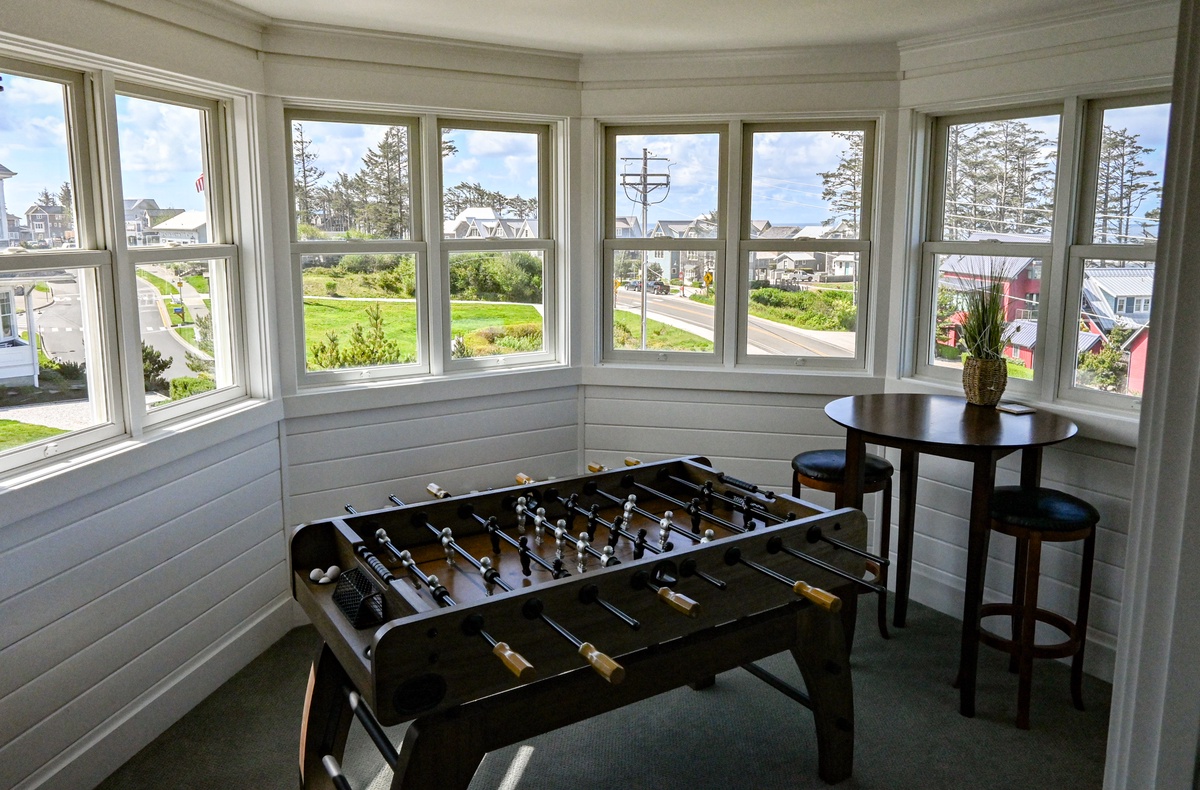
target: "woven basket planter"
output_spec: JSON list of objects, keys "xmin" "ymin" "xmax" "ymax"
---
[{"xmin": 962, "ymin": 356, "xmax": 1008, "ymax": 406}]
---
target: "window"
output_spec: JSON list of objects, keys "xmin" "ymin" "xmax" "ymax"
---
[
  {"xmin": 287, "ymin": 112, "xmax": 557, "ymax": 383},
  {"xmin": 916, "ymin": 95, "xmax": 1169, "ymax": 408},
  {"xmin": 601, "ymin": 121, "xmax": 875, "ymax": 365},
  {"xmin": 0, "ymin": 55, "xmax": 248, "ymax": 475}
]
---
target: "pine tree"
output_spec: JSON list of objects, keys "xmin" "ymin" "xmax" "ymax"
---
[
  {"xmin": 36, "ymin": 188, "xmax": 56, "ymax": 206},
  {"xmin": 358, "ymin": 127, "xmax": 411, "ymax": 238},
  {"xmin": 58, "ymin": 182, "xmax": 73, "ymax": 230},
  {"xmin": 292, "ymin": 122, "xmax": 325, "ymax": 227},
  {"xmin": 818, "ymin": 131, "xmax": 864, "ymax": 235},
  {"xmin": 1095, "ymin": 126, "xmax": 1160, "ymax": 243}
]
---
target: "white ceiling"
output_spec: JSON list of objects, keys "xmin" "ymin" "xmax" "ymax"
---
[{"xmin": 224, "ymin": 0, "xmax": 1131, "ymax": 55}]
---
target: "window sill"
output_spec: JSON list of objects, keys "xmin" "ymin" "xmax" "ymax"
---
[
  {"xmin": 283, "ymin": 363, "xmax": 582, "ymax": 420},
  {"xmin": 0, "ymin": 397, "xmax": 284, "ymax": 527},
  {"xmin": 583, "ymin": 363, "xmax": 884, "ymax": 396}
]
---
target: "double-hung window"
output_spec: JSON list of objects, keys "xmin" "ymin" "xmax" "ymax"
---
[
  {"xmin": 915, "ymin": 95, "xmax": 1169, "ymax": 409},
  {"xmin": 601, "ymin": 121, "xmax": 875, "ymax": 366},
  {"xmin": 0, "ymin": 54, "xmax": 248, "ymax": 476},
  {"xmin": 286, "ymin": 112, "xmax": 557, "ymax": 383}
]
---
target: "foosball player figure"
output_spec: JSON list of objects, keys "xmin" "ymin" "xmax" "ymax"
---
[
  {"xmin": 634, "ymin": 529, "xmax": 648, "ymax": 560},
  {"xmin": 518, "ymin": 537, "xmax": 533, "ymax": 577},
  {"xmin": 576, "ymin": 535, "xmax": 590, "ymax": 574},
  {"xmin": 479, "ymin": 556, "xmax": 497, "ymax": 595},
  {"xmin": 601, "ymin": 545, "xmax": 618, "ymax": 567}
]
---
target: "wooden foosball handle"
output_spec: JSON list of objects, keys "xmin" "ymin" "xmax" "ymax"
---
[
  {"xmin": 793, "ymin": 581, "xmax": 842, "ymax": 613},
  {"xmin": 624, "ymin": 457, "xmax": 642, "ymax": 466},
  {"xmin": 515, "ymin": 472, "xmax": 535, "ymax": 485},
  {"xmin": 657, "ymin": 586, "xmax": 702, "ymax": 618},
  {"xmin": 493, "ymin": 642, "xmax": 536, "ymax": 682},
  {"xmin": 427, "ymin": 482, "xmax": 450, "ymax": 499},
  {"xmin": 578, "ymin": 642, "xmax": 625, "ymax": 685},
  {"xmin": 587, "ymin": 462, "xmax": 607, "ymax": 473}
]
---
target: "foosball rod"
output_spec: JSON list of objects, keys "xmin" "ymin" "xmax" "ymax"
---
[
  {"xmin": 521, "ymin": 597, "xmax": 625, "ymax": 685},
  {"xmin": 345, "ymin": 689, "xmax": 399, "ymax": 769},
  {"xmin": 456, "ymin": 504, "xmax": 561, "ymax": 575},
  {"xmin": 544, "ymin": 488, "xmax": 666, "ymax": 555},
  {"xmin": 722, "ymin": 546, "xmax": 841, "ymax": 612},
  {"xmin": 321, "ymin": 755, "xmax": 354, "ymax": 790},
  {"xmin": 658, "ymin": 472, "xmax": 776, "ymax": 526},
  {"xmin": 624, "ymin": 478, "xmax": 743, "ymax": 534},
  {"xmin": 374, "ymin": 527, "xmax": 536, "ymax": 681},
  {"xmin": 728, "ymin": 503, "xmax": 890, "ymax": 569},
  {"xmin": 582, "ymin": 482, "xmax": 703, "ymax": 547},
  {"xmin": 764, "ymin": 535, "xmax": 885, "ymax": 594}
]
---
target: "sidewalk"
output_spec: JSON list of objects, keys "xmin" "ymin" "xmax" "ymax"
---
[{"xmin": 0, "ymin": 399, "xmax": 93, "ymax": 430}]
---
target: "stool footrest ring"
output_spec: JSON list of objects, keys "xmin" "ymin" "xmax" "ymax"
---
[{"xmin": 978, "ymin": 603, "xmax": 1082, "ymax": 661}]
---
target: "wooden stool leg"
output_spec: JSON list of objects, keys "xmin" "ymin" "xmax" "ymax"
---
[
  {"xmin": 1009, "ymin": 535, "xmax": 1029, "ymax": 674},
  {"xmin": 1016, "ymin": 536, "xmax": 1042, "ymax": 730},
  {"xmin": 300, "ymin": 644, "xmax": 356, "ymax": 790},
  {"xmin": 1071, "ymin": 530, "xmax": 1097, "ymax": 711},
  {"xmin": 876, "ymin": 477, "xmax": 892, "ymax": 639}
]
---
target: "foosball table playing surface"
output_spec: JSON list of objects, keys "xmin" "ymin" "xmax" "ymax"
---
[{"xmin": 292, "ymin": 456, "xmax": 880, "ymax": 790}]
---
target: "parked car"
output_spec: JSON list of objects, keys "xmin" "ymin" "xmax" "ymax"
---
[
  {"xmin": 624, "ymin": 280, "xmax": 642, "ymax": 291},
  {"xmin": 647, "ymin": 280, "xmax": 670, "ymax": 294}
]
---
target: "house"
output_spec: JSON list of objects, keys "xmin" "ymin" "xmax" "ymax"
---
[
  {"xmin": 124, "ymin": 198, "xmax": 185, "ymax": 245},
  {"xmin": 1, "ymin": 3, "xmax": 1197, "ymax": 790},
  {"xmin": 0, "ymin": 285, "xmax": 38, "ymax": 386},
  {"xmin": 152, "ymin": 210, "xmax": 208, "ymax": 244},
  {"xmin": 24, "ymin": 204, "xmax": 69, "ymax": 244},
  {"xmin": 0, "ymin": 164, "xmax": 14, "ymax": 245}
]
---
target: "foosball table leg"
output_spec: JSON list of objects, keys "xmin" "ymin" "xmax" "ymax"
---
[
  {"xmin": 389, "ymin": 715, "xmax": 487, "ymax": 790},
  {"xmin": 791, "ymin": 606, "xmax": 854, "ymax": 784},
  {"xmin": 300, "ymin": 644, "xmax": 357, "ymax": 790},
  {"xmin": 839, "ymin": 589, "xmax": 860, "ymax": 655}
]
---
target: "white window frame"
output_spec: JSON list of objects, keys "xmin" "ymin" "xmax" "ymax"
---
[
  {"xmin": 110, "ymin": 82, "xmax": 247, "ymax": 429},
  {"xmin": 737, "ymin": 120, "xmax": 876, "ymax": 369},
  {"xmin": 438, "ymin": 118, "xmax": 558, "ymax": 374},
  {"xmin": 285, "ymin": 109, "xmax": 429, "ymax": 386},
  {"xmin": 601, "ymin": 123, "xmax": 728, "ymax": 365},
  {"xmin": 914, "ymin": 103, "xmax": 1065, "ymax": 400}
]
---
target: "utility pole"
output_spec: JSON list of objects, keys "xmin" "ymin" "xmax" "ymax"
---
[{"xmin": 620, "ymin": 149, "xmax": 670, "ymax": 349}]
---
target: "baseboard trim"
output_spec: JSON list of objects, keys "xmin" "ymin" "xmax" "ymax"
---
[
  {"xmin": 903, "ymin": 566, "xmax": 1117, "ymax": 684},
  {"xmin": 17, "ymin": 593, "xmax": 295, "ymax": 790}
]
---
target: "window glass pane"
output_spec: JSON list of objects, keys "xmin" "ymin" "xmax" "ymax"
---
[
  {"xmin": 749, "ymin": 130, "xmax": 864, "ymax": 239},
  {"xmin": 612, "ymin": 250, "xmax": 714, "ymax": 353},
  {"xmin": 0, "ymin": 72, "xmax": 77, "ymax": 250},
  {"xmin": 449, "ymin": 250, "xmax": 544, "ymax": 358},
  {"xmin": 300, "ymin": 253, "xmax": 418, "ymax": 372},
  {"xmin": 746, "ymin": 251, "xmax": 856, "ymax": 357},
  {"xmin": 941, "ymin": 114, "xmax": 1059, "ymax": 241},
  {"xmin": 1075, "ymin": 260, "xmax": 1154, "ymax": 397},
  {"xmin": 931, "ymin": 253, "xmax": 1037, "ymax": 380},
  {"xmin": 0, "ymin": 268, "xmax": 105, "ymax": 452},
  {"xmin": 1092, "ymin": 104, "xmax": 1170, "ymax": 244},
  {"xmin": 612, "ymin": 133, "xmax": 720, "ymax": 239},
  {"xmin": 292, "ymin": 120, "xmax": 414, "ymax": 241},
  {"xmin": 137, "ymin": 260, "xmax": 231, "ymax": 406},
  {"xmin": 117, "ymin": 95, "xmax": 209, "ymax": 247},
  {"xmin": 441, "ymin": 128, "xmax": 539, "ymax": 238}
]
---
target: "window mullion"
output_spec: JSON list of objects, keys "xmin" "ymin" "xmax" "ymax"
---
[
  {"xmin": 422, "ymin": 114, "xmax": 445, "ymax": 377},
  {"xmin": 722, "ymin": 120, "xmax": 740, "ymax": 368}
]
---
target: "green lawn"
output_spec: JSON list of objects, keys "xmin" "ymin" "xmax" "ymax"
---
[
  {"xmin": 185, "ymin": 275, "xmax": 209, "ymax": 293},
  {"xmin": 0, "ymin": 420, "xmax": 66, "ymax": 451},
  {"xmin": 449, "ymin": 302, "xmax": 542, "ymax": 336},
  {"xmin": 303, "ymin": 299, "xmax": 420, "ymax": 361},
  {"xmin": 613, "ymin": 310, "xmax": 713, "ymax": 352},
  {"xmin": 136, "ymin": 269, "xmax": 177, "ymax": 297}
]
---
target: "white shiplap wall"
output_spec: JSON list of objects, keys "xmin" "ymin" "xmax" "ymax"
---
[
  {"xmin": 0, "ymin": 424, "xmax": 290, "ymax": 790},
  {"xmin": 285, "ymin": 386, "xmax": 582, "ymax": 525}
]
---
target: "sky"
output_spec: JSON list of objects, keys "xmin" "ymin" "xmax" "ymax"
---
[{"xmin": 0, "ymin": 69, "xmax": 1173, "ymax": 233}]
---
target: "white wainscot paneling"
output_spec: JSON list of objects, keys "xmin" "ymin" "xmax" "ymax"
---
[
  {"xmin": 0, "ymin": 426, "xmax": 290, "ymax": 790},
  {"xmin": 286, "ymin": 387, "xmax": 581, "ymax": 524}
]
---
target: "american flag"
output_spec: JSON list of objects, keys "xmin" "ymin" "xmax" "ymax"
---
[{"xmin": 195, "ymin": 173, "xmax": 205, "ymax": 193}]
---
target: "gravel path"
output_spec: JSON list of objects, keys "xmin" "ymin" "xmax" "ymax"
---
[{"xmin": 0, "ymin": 399, "xmax": 94, "ymax": 430}]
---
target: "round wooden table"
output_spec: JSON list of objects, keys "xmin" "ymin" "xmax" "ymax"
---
[{"xmin": 825, "ymin": 393, "xmax": 1078, "ymax": 717}]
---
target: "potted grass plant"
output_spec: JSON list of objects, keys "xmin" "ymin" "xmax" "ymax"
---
[{"xmin": 959, "ymin": 265, "xmax": 1011, "ymax": 406}]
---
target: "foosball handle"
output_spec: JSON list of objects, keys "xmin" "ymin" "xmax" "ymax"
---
[
  {"xmin": 493, "ymin": 642, "xmax": 536, "ymax": 682},
  {"xmin": 586, "ymin": 462, "xmax": 607, "ymax": 473},
  {"xmin": 657, "ymin": 586, "xmax": 702, "ymax": 618},
  {"xmin": 624, "ymin": 456, "xmax": 642, "ymax": 466},
  {"xmin": 515, "ymin": 472, "xmax": 535, "ymax": 485},
  {"xmin": 427, "ymin": 482, "xmax": 450, "ymax": 499},
  {"xmin": 578, "ymin": 642, "xmax": 625, "ymax": 684},
  {"xmin": 792, "ymin": 580, "xmax": 842, "ymax": 613}
]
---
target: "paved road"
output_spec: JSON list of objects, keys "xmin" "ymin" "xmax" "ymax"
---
[
  {"xmin": 615, "ymin": 290, "xmax": 853, "ymax": 357},
  {"xmin": 32, "ymin": 279, "xmax": 87, "ymax": 365},
  {"xmin": 136, "ymin": 278, "xmax": 194, "ymax": 379}
]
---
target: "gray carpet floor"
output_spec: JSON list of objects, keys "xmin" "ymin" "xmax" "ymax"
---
[{"xmin": 97, "ymin": 602, "xmax": 1111, "ymax": 789}]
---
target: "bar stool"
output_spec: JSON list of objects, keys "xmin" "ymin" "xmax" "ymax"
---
[
  {"xmin": 791, "ymin": 449, "xmax": 893, "ymax": 639},
  {"xmin": 977, "ymin": 486, "xmax": 1099, "ymax": 729}
]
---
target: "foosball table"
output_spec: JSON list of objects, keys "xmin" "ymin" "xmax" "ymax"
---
[{"xmin": 292, "ymin": 456, "xmax": 884, "ymax": 789}]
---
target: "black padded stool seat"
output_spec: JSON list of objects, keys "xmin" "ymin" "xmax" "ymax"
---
[
  {"xmin": 791, "ymin": 449, "xmax": 893, "ymax": 485},
  {"xmin": 791, "ymin": 449, "xmax": 895, "ymax": 642},
  {"xmin": 977, "ymin": 486, "xmax": 1100, "ymax": 729}
]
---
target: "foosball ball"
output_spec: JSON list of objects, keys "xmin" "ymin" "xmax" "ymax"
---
[{"xmin": 292, "ymin": 456, "xmax": 885, "ymax": 790}]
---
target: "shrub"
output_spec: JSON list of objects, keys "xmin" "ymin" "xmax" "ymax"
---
[
  {"xmin": 325, "ymin": 281, "xmax": 338, "ymax": 297},
  {"xmin": 170, "ymin": 376, "xmax": 216, "ymax": 400}
]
